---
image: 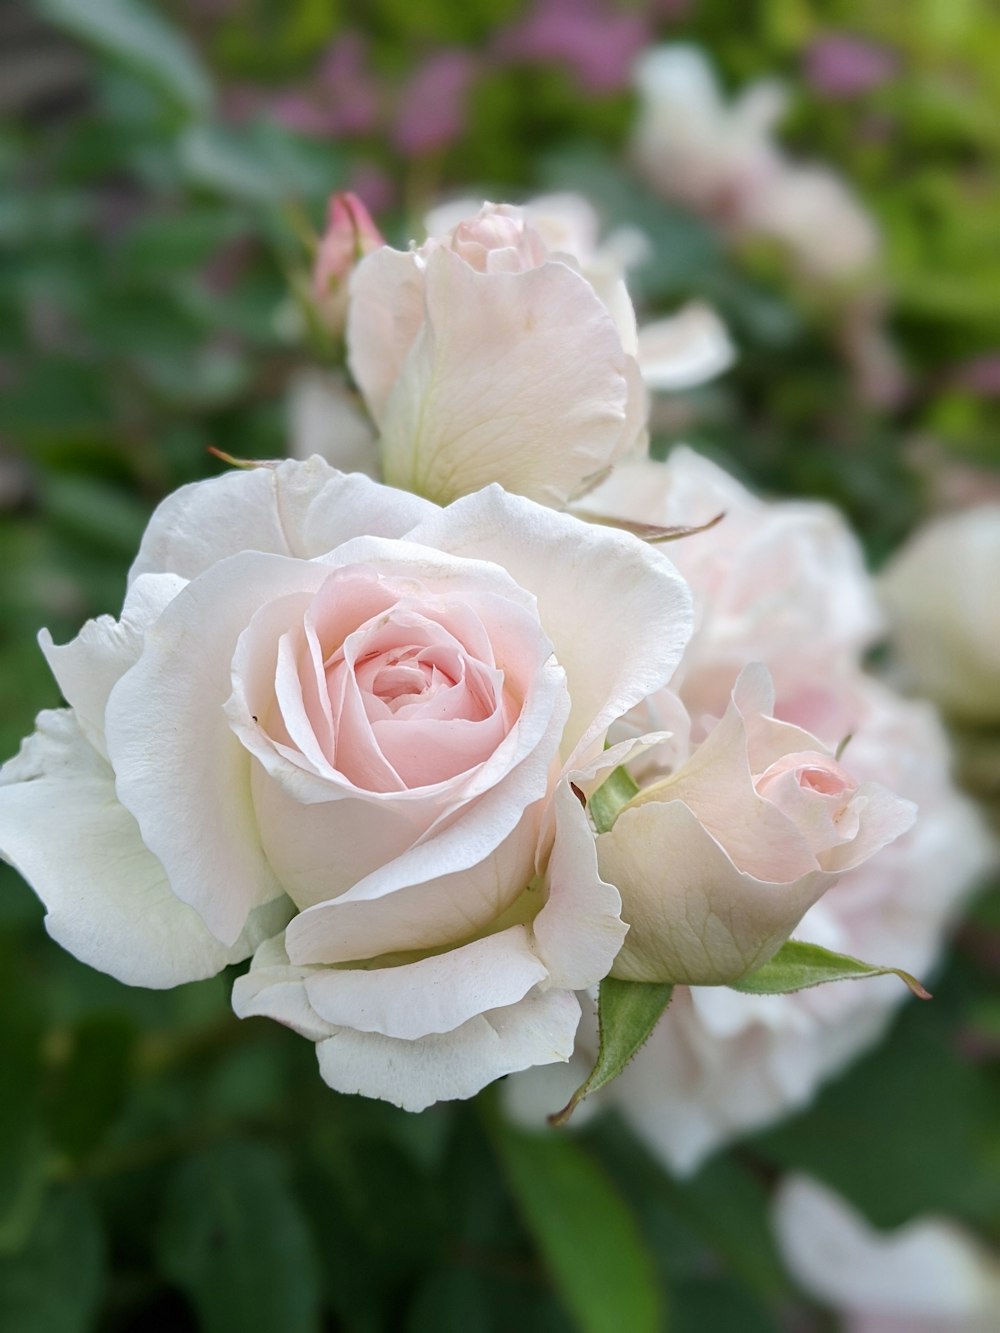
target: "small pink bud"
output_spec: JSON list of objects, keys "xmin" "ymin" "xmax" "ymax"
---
[{"xmin": 312, "ymin": 192, "xmax": 384, "ymax": 334}]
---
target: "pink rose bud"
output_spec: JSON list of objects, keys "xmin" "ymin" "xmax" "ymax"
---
[{"xmin": 312, "ymin": 192, "xmax": 384, "ymax": 336}]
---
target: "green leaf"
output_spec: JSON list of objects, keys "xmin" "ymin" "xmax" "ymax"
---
[
  {"xmin": 0, "ymin": 1189, "xmax": 105, "ymax": 1333},
  {"xmin": 37, "ymin": 0, "xmax": 211, "ymax": 116},
  {"xmin": 549, "ymin": 978, "xmax": 673, "ymax": 1127},
  {"xmin": 729, "ymin": 940, "xmax": 932, "ymax": 1000},
  {"xmin": 494, "ymin": 1125, "xmax": 663, "ymax": 1333},
  {"xmin": 157, "ymin": 1141, "xmax": 321, "ymax": 1333},
  {"xmin": 588, "ymin": 764, "xmax": 639, "ymax": 835}
]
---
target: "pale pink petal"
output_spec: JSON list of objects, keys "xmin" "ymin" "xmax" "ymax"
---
[
  {"xmin": 637, "ymin": 302, "xmax": 735, "ymax": 390},
  {"xmin": 0, "ymin": 712, "xmax": 287, "ymax": 987},
  {"xmin": 375, "ymin": 245, "xmax": 636, "ymax": 506},
  {"xmin": 303, "ymin": 925, "xmax": 547, "ymax": 1038},
  {"xmin": 315, "ymin": 986, "xmax": 581, "ymax": 1111},
  {"xmin": 129, "ymin": 458, "xmax": 435, "ymax": 584},
  {"xmin": 774, "ymin": 1176, "xmax": 1000, "ymax": 1325},
  {"xmin": 599, "ymin": 798, "xmax": 833, "ymax": 984},
  {"xmin": 105, "ymin": 552, "xmax": 329, "ymax": 945},
  {"xmin": 346, "ymin": 246, "xmax": 428, "ymax": 422},
  {"xmin": 39, "ymin": 572, "xmax": 186, "ymax": 757},
  {"xmin": 405, "ymin": 485, "xmax": 693, "ymax": 767}
]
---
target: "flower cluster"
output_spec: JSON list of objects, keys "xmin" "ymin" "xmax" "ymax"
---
[{"xmin": 2, "ymin": 193, "xmax": 974, "ymax": 1120}]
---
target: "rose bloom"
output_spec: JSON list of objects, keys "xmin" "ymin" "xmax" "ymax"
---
[
  {"xmin": 508, "ymin": 450, "xmax": 991, "ymax": 1167},
  {"xmin": 346, "ymin": 199, "xmax": 646, "ymax": 508},
  {"xmin": 631, "ymin": 44, "xmax": 878, "ymax": 281},
  {"xmin": 880, "ymin": 504, "xmax": 1000, "ymax": 725},
  {"xmin": 774, "ymin": 1176, "xmax": 1000, "ymax": 1333},
  {"xmin": 596, "ymin": 664, "xmax": 914, "ymax": 987},
  {"xmin": 0, "ymin": 458, "xmax": 693, "ymax": 1111}
]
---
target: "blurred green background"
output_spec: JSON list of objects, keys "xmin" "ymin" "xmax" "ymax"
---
[{"xmin": 1, "ymin": 1, "xmax": 999, "ymax": 1329}]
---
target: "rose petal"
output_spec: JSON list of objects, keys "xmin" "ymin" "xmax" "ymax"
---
[
  {"xmin": 405, "ymin": 485, "xmax": 693, "ymax": 768},
  {"xmin": 39, "ymin": 572, "xmax": 186, "ymax": 757},
  {"xmin": 374, "ymin": 245, "xmax": 637, "ymax": 507},
  {"xmin": 315, "ymin": 987, "xmax": 581, "ymax": 1111},
  {"xmin": 303, "ymin": 925, "xmax": 548, "ymax": 1038},
  {"xmin": 129, "ymin": 458, "xmax": 436, "ymax": 585},
  {"xmin": 0, "ymin": 711, "xmax": 287, "ymax": 987},
  {"xmin": 106, "ymin": 552, "xmax": 329, "ymax": 945}
]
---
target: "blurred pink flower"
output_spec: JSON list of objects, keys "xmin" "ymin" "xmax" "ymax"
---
[
  {"xmin": 392, "ymin": 50, "xmax": 478, "ymax": 156},
  {"xmin": 953, "ymin": 351, "xmax": 1000, "ymax": 396},
  {"xmin": 496, "ymin": 0, "xmax": 649, "ymax": 95},
  {"xmin": 805, "ymin": 33, "xmax": 898, "ymax": 99},
  {"xmin": 227, "ymin": 34, "xmax": 381, "ymax": 140}
]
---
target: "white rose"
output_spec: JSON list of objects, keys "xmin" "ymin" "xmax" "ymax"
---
[
  {"xmin": 346, "ymin": 200, "xmax": 648, "ymax": 507},
  {"xmin": 774, "ymin": 1176, "xmax": 1000, "ymax": 1333},
  {"xmin": 0, "ymin": 458, "xmax": 692, "ymax": 1111},
  {"xmin": 880, "ymin": 505, "xmax": 1000, "ymax": 724}
]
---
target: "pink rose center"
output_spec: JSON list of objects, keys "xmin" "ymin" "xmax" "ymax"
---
[
  {"xmin": 446, "ymin": 205, "xmax": 549, "ymax": 274},
  {"xmin": 755, "ymin": 750, "xmax": 860, "ymax": 858}
]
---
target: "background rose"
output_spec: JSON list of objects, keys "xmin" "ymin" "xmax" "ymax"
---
[
  {"xmin": 773, "ymin": 1175, "xmax": 1000, "ymax": 1332},
  {"xmin": 880, "ymin": 504, "xmax": 1000, "ymax": 725},
  {"xmin": 1, "ymin": 457, "xmax": 692, "ymax": 1111}
]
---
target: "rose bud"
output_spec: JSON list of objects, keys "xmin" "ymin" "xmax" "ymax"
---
[{"xmin": 312, "ymin": 191, "xmax": 383, "ymax": 338}]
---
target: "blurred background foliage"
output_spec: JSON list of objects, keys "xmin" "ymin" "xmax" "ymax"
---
[{"xmin": 1, "ymin": 0, "xmax": 999, "ymax": 1329}]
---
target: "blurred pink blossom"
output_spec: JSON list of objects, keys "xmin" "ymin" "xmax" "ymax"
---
[
  {"xmin": 496, "ymin": 0, "xmax": 649, "ymax": 95},
  {"xmin": 392, "ymin": 50, "xmax": 478, "ymax": 156},
  {"xmin": 953, "ymin": 351, "xmax": 1000, "ymax": 396},
  {"xmin": 805, "ymin": 33, "xmax": 898, "ymax": 99},
  {"xmin": 227, "ymin": 34, "xmax": 381, "ymax": 139}
]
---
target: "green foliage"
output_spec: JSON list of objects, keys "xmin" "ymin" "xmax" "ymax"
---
[
  {"xmin": 157, "ymin": 1141, "xmax": 322, "ymax": 1333},
  {"xmin": 494, "ymin": 1122, "xmax": 664, "ymax": 1333}
]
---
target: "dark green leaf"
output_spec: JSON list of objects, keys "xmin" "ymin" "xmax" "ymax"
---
[
  {"xmin": 549, "ymin": 978, "xmax": 673, "ymax": 1126},
  {"xmin": 494, "ymin": 1125, "xmax": 663, "ymax": 1333},
  {"xmin": 37, "ymin": 0, "xmax": 211, "ymax": 115},
  {"xmin": 0, "ymin": 1189, "xmax": 105, "ymax": 1333},
  {"xmin": 157, "ymin": 1141, "xmax": 321, "ymax": 1333},
  {"xmin": 730, "ymin": 940, "xmax": 932, "ymax": 1000}
]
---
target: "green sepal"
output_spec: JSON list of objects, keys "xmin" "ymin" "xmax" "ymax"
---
[
  {"xmin": 549, "ymin": 977, "xmax": 674, "ymax": 1127},
  {"xmin": 730, "ymin": 939, "xmax": 932, "ymax": 999}
]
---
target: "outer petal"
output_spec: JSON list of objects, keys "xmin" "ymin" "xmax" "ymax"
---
[
  {"xmin": 105, "ymin": 552, "xmax": 330, "ymax": 946},
  {"xmin": 315, "ymin": 987, "xmax": 581, "ymax": 1112},
  {"xmin": 599, "ymin": 798, "xmax": 833, "ymax": 984},
  {"xmin": 39, "ymin": 572, "xmax": 186, "ymax": 757},
  {"xmin": 233, "ymin": 936, "xmax": 582, "ymax": 1111},
  {"xmin": 346, "ymin": 246, "xmax": 429, "ymax": 423},
  {"xmin": 0, "ymin": 712, "xmax": 284, "ymax": 987},
  {"xmin": 405, "ymin": 485, "xmax": 693, "ymax": 767},
  {"xmin": 129, "ymin": 457, "xmax": 435, "ymax": 584},
  {"xmin": 287, "ymin": 369, "xmax": 379, "ymax": 476},
  {"xmin": 376, "ymin": 245, "xmax": 638, "ymax": 507},
  {"xmin": 636, "ymin": 302, "xmax": 735, "ymax": 391},
  {"xmin": 302, "ymin": 925, "xmax": 547, "ymax": 1039},
  {"xmin": 773, "ymin": 1176, "xmax": 1000, "ymax": 1326},
  {"xmin": 283, "ymin": 795, "xmax": 545, "ymax": 964}
]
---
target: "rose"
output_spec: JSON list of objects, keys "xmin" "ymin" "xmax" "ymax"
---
[
  {"xmin": 312, "ymin": 191, "xmax": 383, "ymax": 338},
  {"xmin": 774, "ymin": 1176, "xmax": 1000, "ymax": 1332},
  {"xmin": 880, "ymin": 504, "xmax": 1000, "ymax": 724},
  {"xmin": 632, "ymin": 45, "xmax": 878, "ymax": 280},
  {"xmin": 0, "ymin": 457, "xmax": 693, "ymax": 1110},
  {"xmin": 593, "ymin": 664, "xmax": 915, "ymax": 986},
  {"xmin": 631, "ymin": 44, "xmax": 787, "ymax": 222},
  {"xmin": 346, "ymin": 200, "xmax": 648, "ymax": 507},
  {"xmin": 573, "ymin": 675, "xmax": 991, "ymax": 1174},
  {"xmin": 581, "ymin": 447, "xmax": 884, "ymax": 724}
]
